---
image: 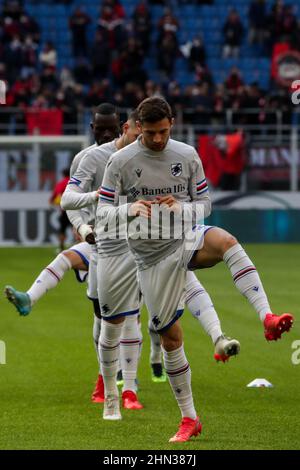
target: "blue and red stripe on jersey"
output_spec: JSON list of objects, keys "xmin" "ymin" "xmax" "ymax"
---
[
  {"xmin": 196, "ymin": 178, "xmax": 208, "ymax": 195},
  {"xmin": 68, "ymin": 176, "xmax": 81, "ymax": 186},
  {"xmin": 99, "ymin": 186, "xmax": 115, "ymax": 203}
]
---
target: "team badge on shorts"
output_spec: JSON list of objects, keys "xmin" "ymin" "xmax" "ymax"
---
[
  {"xmin": 171, "ymin": 163, "xmax": 182, "ymax": 176},
  {"xmin": 101, "ymin": 304, "xmax": 110, "ymax": 314},
  {"xmin": 152, "ymin": 316, "xmax": 161, "ymax": 327}
]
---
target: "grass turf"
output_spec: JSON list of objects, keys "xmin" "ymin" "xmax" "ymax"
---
[{"xmin": 0, "ymin": 244, "xmax": 299, "ymax": 450}]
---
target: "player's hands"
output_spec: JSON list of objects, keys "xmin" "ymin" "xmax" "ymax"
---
[
  {"xmin": 154, "ymin": 195, "xmax": 181, "ymax": 213},
  {"xmin": 86, "ymin": 232, "xmax": 96, "ymax": 244},
  {"xmin": 154, "ymin": 195, "xmax": 177, "ymax": 207},
  {"xmin": 129, "ymin": 200, "xmax": 152, "ymax": 218},
  {"xmin": 78, "ymin": 224, "xmax": 96, "ymax": 244}
]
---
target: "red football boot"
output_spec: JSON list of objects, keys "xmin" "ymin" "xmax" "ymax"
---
[
  {"xmin": 169, "ymin": 416, "xmax": 202, "ymax": 443},
  {"xmin": 91, "ymin": 374, "xmax": 105, "ymax": 403},
  {"xmin": 264, "ymin": 313, "xmax": 294, "ymax": 341},
  {"xmin": 122, "ymin": 390, "xmax": 143, "ymax": 410}
]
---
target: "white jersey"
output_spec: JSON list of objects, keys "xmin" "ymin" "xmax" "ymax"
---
[
  {"xmin": 97, "ymin": 136, "xmax": 211, "ymax": 270},
  {"xmin": 66, "ymin": 143, "xmax": 98, "ymax": 230},
  {"xmin": 70, "ymin": 143, "xmax": 97, "ymax": 175},
  {"xmin": 61, "ymin": 140, "xmax": 129, "ymax": 257},
  {"xmin": 62, "ymin": 141, "xmax": 115, "ymax": 216}
]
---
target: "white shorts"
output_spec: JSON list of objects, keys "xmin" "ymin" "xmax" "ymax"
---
[
  {"xmin": 138, "ymin": 225, "xmax": 208, "ymax": 333},
  {"xmin": 69, "ymin": 241, "xmax": 98, "ymax": 300},
  {"xmin": 69, "ymin": 241, "xmax": 91, "ymax": 283},
  {"xmin": 87, "ymin": 245, "xmax": 98, "ymax": 300},
  {"xmin": 97, "ymin": 251, "xmax": 140, "ymax": 320}
]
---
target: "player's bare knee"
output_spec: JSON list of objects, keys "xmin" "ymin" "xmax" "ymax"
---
[
  {"xmin": 161, "ymin": 326, "xmax": 182, "ymax": 352},
  {"xmin": 221, "ymin": 234, "xmax": 238, "ymax": 255},
  {"xmin": 63, "ymin": 250, "xmax": 85, "ymax": 270},
  {"xmin": 161, "ymin": 336, "xmax": 181, "ymax": 352},
  {"xmin": 62, "ymin": 250, "xmax": 74, "ymax": 262}
]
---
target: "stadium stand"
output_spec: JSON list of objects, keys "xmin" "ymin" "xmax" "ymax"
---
[{"xmin": 0, "ymin": 0, "xmax": 299, "ymax": 139}]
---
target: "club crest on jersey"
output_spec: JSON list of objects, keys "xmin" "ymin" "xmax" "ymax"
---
[
  {"xmin": 171, "ymin": 163, "xmax": 182, "ymax": 176},
  {"xmin": 135, "ymin": 168, "xmax": 142, "ymax": 177}
]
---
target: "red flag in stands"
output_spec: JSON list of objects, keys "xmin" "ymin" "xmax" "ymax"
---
[
  {"xmin": 26, "ymin": 109, "xmax": 63, "ymax": 135},
  {"xmin": 198, "ymin": 132, "xmax": 245, "ymax": 188}
]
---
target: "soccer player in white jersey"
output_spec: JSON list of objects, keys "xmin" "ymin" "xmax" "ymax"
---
[
  {"xmin": 61, "ymin": 110, "xmax": 242, "ymax": 416},
  {"xmin": 62, "ymin": 110, "xmax": 145, "ymax": 411},
  {"xmin": 97, "ymin": 97, "xmax": 293, "ymax": 442},
  {"xmin": 4, "ymin": 103, "xmax": 121, "ymax": 403},
  {"xmin": 4, "ymin": 107, "xmax": 237, "ymax": 415}
]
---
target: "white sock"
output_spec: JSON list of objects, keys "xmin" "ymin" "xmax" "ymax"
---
[
  {"xmin": 186, "ymin": 272, "xmax": 223, "ymax": 344},
  {"xmin": 223, "ymin": 244, "xmax": 271, "ymax": 322},
  {"xmin": 163, "ymin": 345, "xmax": 197, "ymax": 420},
  {"xmin": 148, "ymin": 319, "xmax": 162, "ymax": 364},
  {"xmin": 120, "ymin": 315, "xmax": 140, "ymax": 393},
  {"xmin": 92, "ymin": 315, "xmax": 102, "ymax": 374},
  {"xmin": 99, "ymin": 321, "xmax": 123, "ymax": 397},
  {"xmin": 27, "ymin": 253, "xmax": 72, "ymax": 305}
]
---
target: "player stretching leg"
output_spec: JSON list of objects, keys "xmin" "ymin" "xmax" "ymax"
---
[
  {"xmin": 97, "ymin": 97, "xmax": 209, "ymax": 440},
  {"xmin": 61, "ymin": 110, "xmax": 144, "ymax": 413},
  {"xmin": 65, "ymin": 116, "xmax": 239, "ymax": 389},
  {"xmin": 149, "ymin": 269, "xmax": 240, "ymax": 380},
  {"xmin": 147, "ymin": 220, "xmax": 295, "ymax": 379},
  {"xmin": 5, "ymin": 104, "xmax": 122, "ymax": 403},
  {"xmin": 4, "ymin": 242, "xmax": 90, "ymax": 316},
  {"xmin": 66, "ymin": 104, "xmax": 121, "ymax": 403},
  {"xmin": 98, "ymin": 97, "xmax": 293, "ymax": 441},
  {"xmin": 187, "ymin": 227, "xmax": 294, "ymax": 341}
]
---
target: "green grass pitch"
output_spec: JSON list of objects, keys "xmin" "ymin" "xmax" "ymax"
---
[{"xmin": 0, "ymin": 245, "xmax": 299, "ymax": 450}]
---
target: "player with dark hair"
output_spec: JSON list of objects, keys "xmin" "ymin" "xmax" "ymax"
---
[
  {"xmin": 62, "ymin": 110, "xmax": 144, "ymax": 411},
  {"xmin": 62, "ymin": 108, "xmax": 240, "ymax": 414},
  {"xmin": 4, "ymin": 103, "xmax": 121, "ymax": 404},
  {"xmin": 97, "ymin": 96, "xmax": 293, "ymax": 442}
]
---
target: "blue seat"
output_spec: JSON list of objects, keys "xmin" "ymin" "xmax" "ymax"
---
[
  {"xmin": 179, "ymin": 6, "xmax": 197, "ymax": 17},
  {"xmin": 53, "ymin": 5, "xmax": 67, "ymax": 16},
  {"xmin": 56, "ymin": 17, "xmax": 67, "ymax": 29},
  {"xmin": 35, "ymin": 4, "xmax": 52, "ymax": 16}
]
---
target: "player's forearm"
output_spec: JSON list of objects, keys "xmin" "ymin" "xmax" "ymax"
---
[
  {"xmin": 198, "ymin": 195, "xmax": 212, "ymax": 218},
  {"xmin": 66, "ymin": 209, "xmax": 85, "ymax": 231},
  {"xmin": 97, "ymin": 202, "xmax": 130, "ymax": 224},
  {"xmin": 61, "ymin": 187, "xmax": 98, "ymax": 210},
  {"xmin": 96, "ymin": 203, "xmax": 130, "ymax": 242}
]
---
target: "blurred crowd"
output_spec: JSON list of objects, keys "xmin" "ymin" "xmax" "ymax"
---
[{"xmin": 0, "ymin": 0, "xmax": 298, "ymax": 133}]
